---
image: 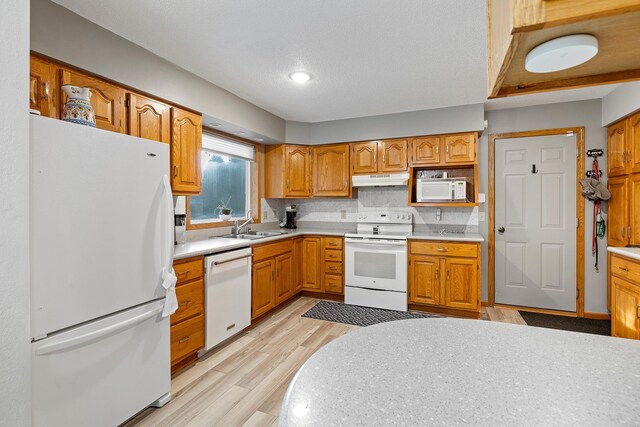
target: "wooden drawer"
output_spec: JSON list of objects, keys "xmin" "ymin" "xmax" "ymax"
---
[
  {"xmin": 174, "ymin": 257, "xmax": 204, "ymax": 285},
  {"xmin": 322, "ymin": 237, "xmax": 343, "ymax": 250},
  {"xmin": 410, "ymin": 241, "xmax": 478, "ymax": 258},
  {"xmin": 253, "ymin": 239, "xmax": 293, "ymax": 262},
  {"xmin": 324, "ymin": 274, "xmax": 343, "ymax": 294},
  {"xmin": 324, "ymin": 249, "xmax": 344, "ymax": 262},
  {"xmin": 171, "ymin": 279, "xmax": 204, "ymax": 326},
  {"xmin": 171, "ymin": 314, "xmax": 204, "ymax": 364},
  {"xmin": 611, "ymin": 255, "xmax": 640, "ymax": 285},
  {"xmin": 324, "ymin": 261, "xmax": 343, "ymax": 275}
]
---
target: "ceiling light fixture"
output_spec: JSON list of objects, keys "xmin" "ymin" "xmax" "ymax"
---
[
  {"xmin": 254, "ymin": 138, "xmax": 264, "ymax": 142},
  {"xmin": 525, "ymin": 34, "xmax": 598, "ymax": 73},
  {"xmin": 208, "ymin": 123, "xmax": 222, "ymax": 127},
  {"xmin": 289, "ymin": 71, "xmax": 312, "ymax": 84}
]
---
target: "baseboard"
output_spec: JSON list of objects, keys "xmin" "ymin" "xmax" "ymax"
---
[
  {"xmin": 481, "ymin": 300, "xmax": 490, "ymax": 307},
  {"xmin": 301, "ymin": 291, "xmax": 344, "ymax": 301},
  {"xmin": 583, "ymin": 312, "xmax": 611, "ymax": 320},
  {"xmin": 408, "ymin": 304, "xmax": 480, "ymax": 319}
]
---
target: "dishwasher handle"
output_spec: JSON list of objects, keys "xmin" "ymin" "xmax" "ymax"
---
[{"xmin": 211, "ymin": 253, "xmax": 252, "ymax": 267}]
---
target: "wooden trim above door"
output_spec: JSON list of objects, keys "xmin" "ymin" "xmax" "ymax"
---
[{"xmin": 488, "ymin": 128, "xmax": 585, "ymax": 317}]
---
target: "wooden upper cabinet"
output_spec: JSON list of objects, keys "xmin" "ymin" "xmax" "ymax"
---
[
  {"xmin": 127, "ymin": 93, "xmax": 171, "ymax": 144},
  {"xmin": 284, "ymin": 146, "xmax": 312, "ymax": 197},
  {"xmin": 60, "ymin": 68, "xmax": 125, "ymax": 133},
  {"xmin": 380, "ymin": 139, "xmax": 408, "ymax": 172},
  {"xmin": 629, "ymin": 112, "xmax": 640, "ymax": 174},
  {"xmin": 444, "ymin": 133, "xmax": 476, "ymax": 164},
  {"xmin": 444, "ymin": 257, "xmax": 478, "ymax": 310},
  {"xmin": 608, "ymin": 120, "xmax": 628, "ymax": 177},
  {"xmin": 607, "ymin": 176, "xmax": 629, "ymax": 247},
  {"xmin": 171, "ymin": 108, "xmax": 202, "ymax": 195},
  {"xmin": 411, "ymin": 136, "xmax": 441, "ymax": 165},
  {"xmin": 30, "ymin": 55, "xmax": 58, "ymax": 118},
  {"xmin": 409, "ymin": 256, "xmax": 440, "ymax": 306},
  {"xmin": 312, "ymin": 144, "xmax": 350, "ymax": 197},
  {"xmin": 351, "ymin": 141, "xmax": 379, "ymax": 175}
]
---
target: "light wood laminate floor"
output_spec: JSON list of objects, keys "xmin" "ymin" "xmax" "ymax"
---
[{"xmin": 124, "ymin": 297, "xmax": 524, "ymax": 427}]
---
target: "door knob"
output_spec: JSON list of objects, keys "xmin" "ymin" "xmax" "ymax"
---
[{"xmin": 498, "ymin": 227, "xmax": 505, "ymax": 234}]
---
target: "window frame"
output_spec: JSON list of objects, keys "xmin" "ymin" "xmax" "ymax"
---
[{"xmin": 186, "ymin": 129, "xmax": 262, "ymax": 230}]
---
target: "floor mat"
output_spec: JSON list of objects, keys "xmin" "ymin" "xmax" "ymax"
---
[
  {"xmin": 519, "ymin": 311, "xmax": 611, "ymax": 336},
  {"xmin": 302, "ymin": 300, "xmax": 440, "ymax": 327}
]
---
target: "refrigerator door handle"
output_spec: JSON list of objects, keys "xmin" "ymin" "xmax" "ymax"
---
[
  {"xmin": 34, "ymin": 305, "xmax": 163, "ymax": 356},
  {"xmin": 161, "ymin": 175, "xmax": 178, "ymax": 317}
]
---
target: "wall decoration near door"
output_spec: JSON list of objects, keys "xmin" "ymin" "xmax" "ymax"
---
[{"xmin": 489, "ymin": 129, "xmax": 585, "ymax": 315}]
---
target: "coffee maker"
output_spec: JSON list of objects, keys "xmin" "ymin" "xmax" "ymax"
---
[{"xmin": 280, "ymin": 205, "xmax": 297, "ymax": 229}]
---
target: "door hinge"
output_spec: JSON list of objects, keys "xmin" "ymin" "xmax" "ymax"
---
[
  {"xmin": 576, "ymin": 288, "xmax": 579, "ymax": 300},
  {"xmin": 576, "ymin": 217, "xmax": 579, "ymax": 228},
  {"xmin": 576, "ymin": 147, "xmax": 579, "ymax": 158},
  {"xmin": 125, "ymin": 99, "xmax": 130, "ymax": 108}
]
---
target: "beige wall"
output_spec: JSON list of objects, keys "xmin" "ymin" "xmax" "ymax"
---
[
  {"xmin": 0, "ymin": 1, "xmax": 31, "ymax": 425},
  {"xmin": 30, "ymin": 0, "xmax": 286, "ymax": 142}
]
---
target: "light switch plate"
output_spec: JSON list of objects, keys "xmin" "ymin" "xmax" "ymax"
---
[{"xmin": 478, "ymin": 193, "xmax": 486, "ymax": 203}]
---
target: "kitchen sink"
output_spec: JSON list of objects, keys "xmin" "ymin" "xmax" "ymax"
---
[{"xmin": 221, "ymin": 230, "xmax": 287, "ymax": 240}]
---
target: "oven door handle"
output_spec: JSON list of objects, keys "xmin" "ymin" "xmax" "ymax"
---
[{"xmin": 345, "ymin": 239, "xmax": 407, "ymax": 247}]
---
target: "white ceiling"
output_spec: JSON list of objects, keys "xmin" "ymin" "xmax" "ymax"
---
[{"xmin": 51, "ymin": 0, "xmax": 489, "ymax": 123}]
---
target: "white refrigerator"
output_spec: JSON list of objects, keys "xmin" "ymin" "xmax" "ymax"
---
[{"xmin": 30, "ymin": 116, "xmax": 176, "ymax": 427}]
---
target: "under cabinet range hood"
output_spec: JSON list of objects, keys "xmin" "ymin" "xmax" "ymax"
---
[{"xmin": 351, "ymin": 173, "xmax": 410, "ymax": 187}]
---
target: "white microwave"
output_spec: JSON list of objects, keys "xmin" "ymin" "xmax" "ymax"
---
[{"xmin": 416, "ymin": 178, "xmax": 467, "ymax": 202}]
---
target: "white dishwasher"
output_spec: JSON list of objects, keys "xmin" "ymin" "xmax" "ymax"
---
[{"xmin": 204, "ymin": 247, "xmax": 252, "ymax": 352}]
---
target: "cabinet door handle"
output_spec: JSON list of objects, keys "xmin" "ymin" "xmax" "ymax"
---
[
  {"xmin": 435, "ymin": 146, "xmax": 439, "ymax": 155},
  {"xmin": 446, "ymin": 270, "xmax": 450, "ymax": 280},
  {"xmin": 622, "ymin": 227, "xmax": 626, "ymax": 238},
  {"xmin": 619, "ymin": 267, "xmax": 629, "ymax": 272},
  {"xmin": 437, "ymin": 247, "xmax": 448, "ymax": 252},
  {"xmin": 177, "ymin": 270, "xmax": 191, "ymax": 276},
  {"xmin": 43, "ymin": 81, "xmax": 50, "ymax": 100},
  {"xmin": 173, "ymin": 165, "xmax": 179, "ymax": 178},
  {"xmin": 179, "ymin": 299, "xmax": 192, "ymax": 308},
  {"xmin": 446, "ymin": 145, "xmax": 449, "ymax": 154},
  {"xmin": 435, "ymin": 269, "xmax": 439, "ymax": 279},
  {"xmin": 178, "ymin": 336, "xmax": 191, "ymax": 344},
  {"xmin": 637, "ymin": 305, "xmax": 640, "ymax": 319}
]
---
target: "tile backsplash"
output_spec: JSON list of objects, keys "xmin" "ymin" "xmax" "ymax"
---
[{"xmin": 268, "ymin": 186, "xmax": 479, "ymax": 230}]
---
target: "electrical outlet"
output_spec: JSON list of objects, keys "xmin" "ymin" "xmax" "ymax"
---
[{"xmin": 341, "ymin": 210, "xmax": 347, "ymax": 220}]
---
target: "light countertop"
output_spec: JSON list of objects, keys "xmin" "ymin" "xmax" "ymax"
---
[
  {"xmin": 175, "ymin": 227, "xmax": 484, "ymax": 260},
  {"xmin": 607, "ymin": 246, "xmax": 640, "ymax": 262},
  {"xmin": 279, "ymin": 318, "xmax": 640, "ymax": 426},
  {"xmin": 173, "ymin": 228, "xmax": 354, "ymax": 260},
  {"xmin": 408, "ymin": 231, "xmax": 484, "ymax": 242}
]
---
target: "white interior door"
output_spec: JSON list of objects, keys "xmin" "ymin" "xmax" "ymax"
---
[{"xmin": 495, "ymin": 134, "xmax": 577, "ymax": 311}]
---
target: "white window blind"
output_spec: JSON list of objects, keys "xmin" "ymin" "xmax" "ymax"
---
[{"xmin": 202, "ymin": 132, "xmax": 255, "ymax": 161}]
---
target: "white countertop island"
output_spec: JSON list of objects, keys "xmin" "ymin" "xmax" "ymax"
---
[{"xmin": 279, "ymin": 318, "xmax": 640, "ymax": 426}]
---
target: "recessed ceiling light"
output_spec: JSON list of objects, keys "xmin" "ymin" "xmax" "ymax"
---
[
  {"xmin": 289, "ymin": 71, "xmax": 312, "ymax": 84},
  {"xmin": 525, "ymin": 34, "xmax": 598, "ymax": 73},
  {"xmin": 208, "ymin": 123, "xmax": 222, "ymax": 127},
  {"xmin": 254, "ymin": 138, "xmax": 264, "ymax": 142}
]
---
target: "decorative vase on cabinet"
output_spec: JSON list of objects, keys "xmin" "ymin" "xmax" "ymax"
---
[{"xmin": 61, "ymin": 85, "xmax": 96, "ymax": 127}]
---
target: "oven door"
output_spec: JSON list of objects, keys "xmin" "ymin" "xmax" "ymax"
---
[{"xmin": 345, "ymin": 238, "xmax": 407, "ymax": 292}]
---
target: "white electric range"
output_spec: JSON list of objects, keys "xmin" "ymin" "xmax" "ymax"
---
[{"xmin": 344, "ymin": 211, "xmax": 412, "ymax": 311}]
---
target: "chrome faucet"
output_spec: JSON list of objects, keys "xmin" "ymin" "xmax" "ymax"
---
[{"xmin": 231, "ymin": 209, "xmax": 256, "ymax": 235}]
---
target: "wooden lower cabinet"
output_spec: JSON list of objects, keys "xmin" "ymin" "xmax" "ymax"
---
[
  {"xmin": 252, "ymin": 239, "xmax": 294, "ymax": 320},
  {"xmin": 610, "ymin": 254, "xmax": 640, "ymax": 340},
  {"xmin": 293, "ymin": 237, "xmax": 304, "ymax": 293},
  {"xmin": 301, "ymin": 237, "xmax": 322, "ymax": 291},
  {"xmin": 408, "ymin": 241, "xmax": 480, "ymax": 318},
  {"xmin": 171, "ymin": 256, "xmax": 205, "ymax": 373},
  {"xmin": 252, "ymin": 258, "xmax": 276, "ymax": 319}
]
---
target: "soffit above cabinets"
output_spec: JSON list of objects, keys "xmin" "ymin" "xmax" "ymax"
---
[{"xmin": 488, "ymin": 0, "xmax": 640, "ymax": 98}]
